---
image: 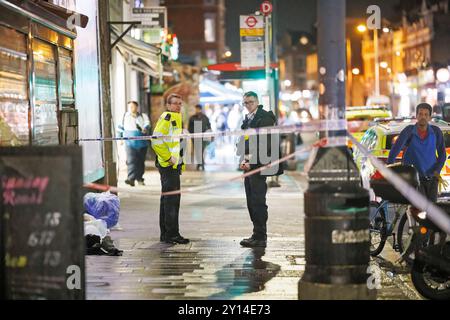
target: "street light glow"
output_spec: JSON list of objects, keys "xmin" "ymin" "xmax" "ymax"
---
[
  {"xmin": 300, "ymin": 36, "xmax": 309, "ymax": 45},
  {"xmin": 224, "ymin": 50, "xmax": 232, "ymax": 58},
  {"xmin": 352, "ymin": 68, "xmax": 360, "ymax": 75},
  {"xmin": 437, "ymin": 68, "xmax": 450, "ymax": 83},
  {"xmin": 357, "ymin": 25, "xmax": 367, "ymax": 33},
  {"xmin": 380, "ymin": 61, "xmax": 388, "ymax": 69},
  {"xmin": 382, "ymin": 27, "xmax": 390, "ymax": 33}
]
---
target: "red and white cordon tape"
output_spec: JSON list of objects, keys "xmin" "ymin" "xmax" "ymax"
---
[
  {"xmin": 77, "ymin": 119, "xmax": 364, "ymax": 143},
  {"xmin": 84, "ymin": 128, "xmax": 450, "ymax": 234},
  {"xmin": 161, "ymin": 138, "xmax": 328, "ymax": 196},
  {"xmin": 84, "ymin": 138, "xmax": 328, "ymax": 196}
]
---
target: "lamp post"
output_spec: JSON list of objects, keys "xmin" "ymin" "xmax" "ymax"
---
[
  {"xmin": 298, "ymin": 0, "xmax": 374, "ymax": 300},
  {"xmin": 357, "ymin": 24, "xmax": 380, "ymax": 97},
  {"xmin": 374, "ymin": 28, "xmax": 380, "ymax": 97}
]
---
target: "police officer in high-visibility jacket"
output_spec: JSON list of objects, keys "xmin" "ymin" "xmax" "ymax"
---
[{"xmin": 152, "ymin": 93, "xmax": 189, "ymax": 244}]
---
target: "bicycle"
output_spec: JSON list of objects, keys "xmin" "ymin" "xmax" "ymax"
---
[
  {"xmin": 369, "ymin": 200, "xmax": 410, "ymax": 256},
  {"xmin": 369, "ymin": 199, "xmax": 443, "ymax": 258}
]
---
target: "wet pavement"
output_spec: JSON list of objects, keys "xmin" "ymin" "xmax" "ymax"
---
[{"xmin": 86, "ymin": 167, "xmax": 423, "ymax": 300}]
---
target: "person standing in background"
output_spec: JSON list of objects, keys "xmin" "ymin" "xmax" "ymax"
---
[
  {"xmin": 188, "ymin": 104, "xmax": 211, "ymax": 171},
  {"xmin": 118, "ymin": 101, "xmax": 150, "ymax": 187}
]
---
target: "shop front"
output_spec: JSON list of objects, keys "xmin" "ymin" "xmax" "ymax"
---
[{"xmin": 0, "ymin": 0, "xmax": 86, "ymax": 146}]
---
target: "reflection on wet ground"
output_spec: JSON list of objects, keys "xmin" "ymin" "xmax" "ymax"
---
[
  {"xmin": 87, "ymin": 239, "xmax": 299, "ymax": 300},
  {"xmin": 86, "ymin": 170, "xmax": 421, "ymax": 300},
  {"xmin": 210, "ymin": 248, "xmax": 281, "ymax": 299}
]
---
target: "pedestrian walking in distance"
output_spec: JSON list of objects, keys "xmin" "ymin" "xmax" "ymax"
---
[
  {"xmin": 118, "ymin": 101, "xmax": 150, "ymax": 187},
  {"xmin": 188, "ymin": 104, "xmax": 211, "ymax": 171}
]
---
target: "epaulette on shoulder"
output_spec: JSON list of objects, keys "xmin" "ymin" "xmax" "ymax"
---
[{"xmin": 164, "ymin": 113, "xmax": 171, "ymax": 121}]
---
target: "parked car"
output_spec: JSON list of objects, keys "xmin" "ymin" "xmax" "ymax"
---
[{"xmin": 346, "ymin": 106, "xmax": 393, "ymax": 149}]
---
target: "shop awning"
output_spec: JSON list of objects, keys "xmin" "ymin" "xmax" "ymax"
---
[
  {"xmin": 0, "ymin": 0, "xmax": 88, "ymax": 38},
  {"xmin": 207, "ymin": 62, "xmax": 279, "ymax": 81},
  {"xmin": 111, "ymin": 26, "xmax": 162, "ymax": 78},
  {"xmin": 199, "ymin": 78, "xmax": 243, "ymax": 105}
]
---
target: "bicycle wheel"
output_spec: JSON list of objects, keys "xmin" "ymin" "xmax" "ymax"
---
[
  {"xmin": 397, "ymin": 212, "xmax": 414, "ymax": 256},
  {"xmin": 397, "ymin": 212, "xmax": 438, "ymax": 264},
  {"xmin": 369, "ymin": 201, "xmax": 388, "ymax": 256}
]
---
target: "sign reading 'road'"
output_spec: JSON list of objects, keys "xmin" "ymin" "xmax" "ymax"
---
[{"xmin": 0, "ymin": 146, "xmax": 85, "ymax": 300}]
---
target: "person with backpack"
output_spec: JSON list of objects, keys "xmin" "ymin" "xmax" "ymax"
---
[
  {"xmin": 117, "ymin": 101, "xmax": 150, "ymax": 187},
  {"xmin": 236, "ymin": 91, "xmax": 284, "ymax": 248},
  {"xmin": 387, "ymin": 103, "xmax": 447, "ymax": 213}
]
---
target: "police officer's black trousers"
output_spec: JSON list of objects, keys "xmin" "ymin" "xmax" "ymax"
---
[
  {"xmin": 158, "ymin": 166, "xmax": 181, "ymax": 240},
  {"xmin": 244, "ymin": 175, "xmax": 268, "ymax": 240},
  {"xmin": 126, "ymin": 146, "xmax": 147, "ymax": 181}
]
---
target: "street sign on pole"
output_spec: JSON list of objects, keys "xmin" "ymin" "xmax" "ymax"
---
[
  {"xmin": 129, "ymin": 7, "xmax": 167, "ymax": 29},
  {"xmin": 260, "ymin": 1, "xmax": 273, "ymax": 16},
  {"xmin": 240, "ymin": 15, "xmax": 265, "ymax": 68},
  {"xmin": 128, "ymin": 6, "xmax": 167, "ymax": 43}
]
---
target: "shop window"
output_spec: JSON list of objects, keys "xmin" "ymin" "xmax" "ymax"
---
[
  {"xmin": 204, "ymin": 13, "xmax": 216, "ymax": 43},
  {"xmin": 0, "ymin": 25, "xmax": 29, "ymax": 146},
  {"xmin": 58, "ymin": 48, "xmax": 75, "ymax": 108},
  {"xmin": 32, "ymin": 39, "xmax": 59, "ymax": 145}
]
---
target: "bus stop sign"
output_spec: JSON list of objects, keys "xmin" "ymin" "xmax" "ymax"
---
[{"xmin": 260, "ymin": 1, "xmax": 273, "ymax": 15}]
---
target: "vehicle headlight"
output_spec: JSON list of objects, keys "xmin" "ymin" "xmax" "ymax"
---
[{"xmin": 417, "ymin": 211, "xmax": 427, "ymax": 220}]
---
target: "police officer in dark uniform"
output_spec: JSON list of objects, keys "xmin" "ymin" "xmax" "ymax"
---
[{"xmin": 237, "ymin": 91, "xmax": 284, "ymax": 248}]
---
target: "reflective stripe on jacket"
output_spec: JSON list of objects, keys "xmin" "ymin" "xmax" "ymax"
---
[{"xmin": 152, "ymin": 111, "xmax": 185, "ymax": 170}]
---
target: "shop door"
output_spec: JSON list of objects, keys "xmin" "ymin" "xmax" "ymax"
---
[
  {"xmin": 32, "ymin": 39, "xmax": 59, "ymax": 145},
  {"xmin": 0, "ymin": 25, "xmax": 29, "ymax": 146}
]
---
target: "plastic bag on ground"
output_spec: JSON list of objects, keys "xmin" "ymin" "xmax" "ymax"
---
[
  {"xmin": 83, "ymin": 191, "xmax": 120, "ymax": 228},
  {"xmin": 84, "ymin": 219, "xmax": 108, "ymax": 239}
]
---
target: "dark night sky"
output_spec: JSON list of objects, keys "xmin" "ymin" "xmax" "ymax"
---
[{"xmin": 225, "ymin": 0, "xmax": 401, "ymax": 61}]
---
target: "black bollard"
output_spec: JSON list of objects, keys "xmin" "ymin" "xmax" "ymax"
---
[
  {"xmin": 298, "ymin": 147, "xmax": 376, "ymax": 299},
  {"xmin": 298, "ymin": 0, "xmax": 376, "ymax": 299}
]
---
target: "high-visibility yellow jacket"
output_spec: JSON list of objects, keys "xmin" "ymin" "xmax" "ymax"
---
[{"xmin": 152, "ymin": 111, "xmax": 185, "ymax": 170}]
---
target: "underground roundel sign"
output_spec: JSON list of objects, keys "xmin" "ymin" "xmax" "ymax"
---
[
  {"xmin": 260, "ymin": 1, "xmax": 273, "ymax": 15},
  {"xmin": 245, "ymin": 16, "xmax": 258, "ymax": 28}
]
